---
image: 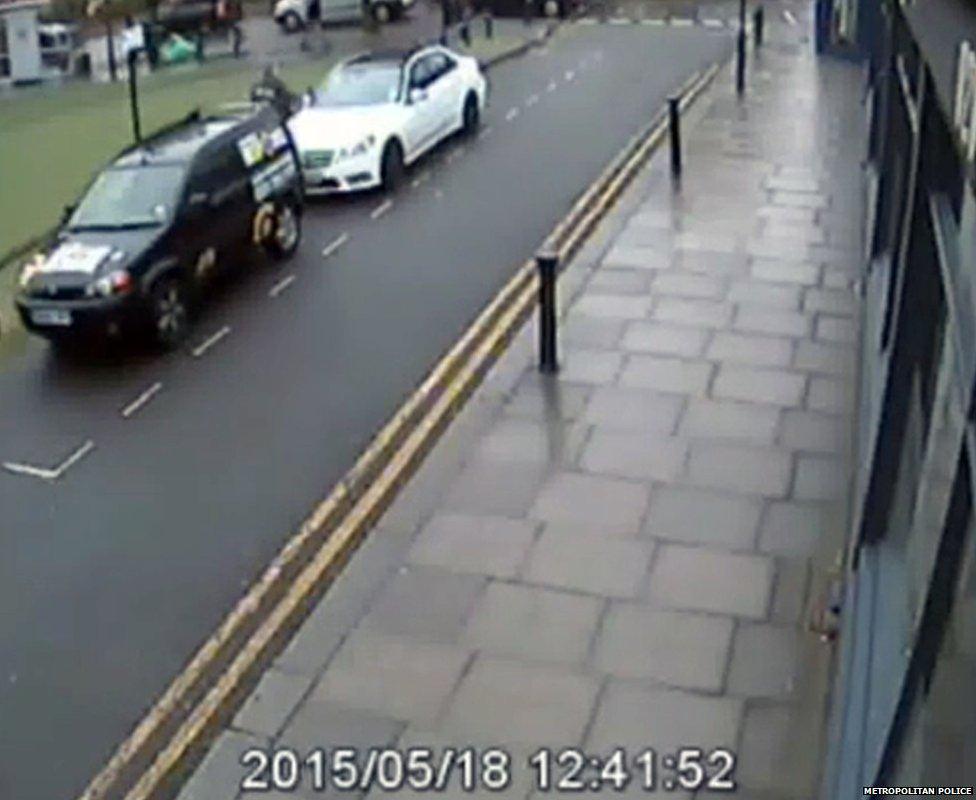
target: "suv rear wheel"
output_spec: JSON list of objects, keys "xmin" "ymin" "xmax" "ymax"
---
[
  {"xmin": 263, "ymin": 201, "xmax": 302, "ymax": 260},
  {"xmin": 150, "ymin": 276, "xmax": 190, "ymax": 350}
]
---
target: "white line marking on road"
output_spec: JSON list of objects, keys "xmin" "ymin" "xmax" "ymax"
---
[
  {"xmin": 505, "ymin": 106, "xmax": 519, "ymax": 121},
  {"xmin": 121, "ymin": 382, "xmax": 163, "ymax": 419},
  {"xmin": 192, "ymin": 325, "xmax": 231, "ymax": 358},
  {"xmin": 56, "ymin": 440, "xmax": 95, "ymax": 476},
  {"xmin": 411, "ymin": 170, "xmax": 431, "ymax": 188},
  {"xmin": 2, "ymin": 461, "xmax": 58, "ymax": 480},
  {"xmin": 370, "ymin": 198, "xmax": 393, "ymax": 220},
  {"xmin": 641, "ymin": 17, "xmax": 666, "ymax": 25},
  {"xmin": 269, "ymin": 274, "xmax": 296, "ymax": 298},
  {"xmin": 577, "ymin": 17, "xmax": 597, "ymax": 25},
  {"xmin": 703, "ymin": 17, "xmax": 724, "ymax": 27},
  {"xmin": 547, "ymin": 79, "xmax": 558, "ymax": 92},
  {"xmin": 434, "ymin": 188, "xmax": 444, "ymax": 200},
  {"xmin": 564, "ymin": 69, "xmax": 575, "ymax": 81},
  {"xmin": 670, "ymin": 17, "xmax": 694, "ymax": 26},
  {"xmin": 321, "ymin": 232, "xmax": 349, "ymax": 258},
  {"xmin": 783, "ymin": 9, "xmax": 797, "ymax": 24},
  {"xmin": 477, "ymin": 125, "xmax": 493, "ymax": 140},
  {"xmin": 526, "ymin": 93, "xmax": 539, "ymax": 107},
  {"xmin": 3, "ymin": 439, "xmax": 96, "ymax": 481},
  {"xmin": 608, "ymin": 17, "xmax": 630, "ymax": 24}
]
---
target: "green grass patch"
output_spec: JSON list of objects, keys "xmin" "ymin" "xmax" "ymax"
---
[{"xmin": 0, "ymin": 57, "xmax": 333, "ymax": 266}]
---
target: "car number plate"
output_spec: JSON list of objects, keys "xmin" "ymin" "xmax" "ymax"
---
[{"xmin": 31, "ymin": 308, "xmax": 72, "ymax": 327}]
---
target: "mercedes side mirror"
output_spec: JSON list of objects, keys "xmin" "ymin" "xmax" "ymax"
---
[
  {"xmin": 61, "ymin": 203, "xmax": 76, "ymax": 224},
  {"xmin": 408, "ymin": 87, "xmax": 428, "ymax": 105}
]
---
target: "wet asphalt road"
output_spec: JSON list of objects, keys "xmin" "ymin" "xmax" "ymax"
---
[{"xmin": 0, "ymin": 22, "xmax": 730, "ymax": 800}]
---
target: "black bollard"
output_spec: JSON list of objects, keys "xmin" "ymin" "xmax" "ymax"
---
[
  {"xmin": 736, "ymin": 0, "xmax": 746, "ymax": 94},
  {"xmin": 537, "ymin": 252, "xmax": 558, "ymax": 373},
  {"xmin": 461, "ymin": 20, "xmax": 471, "ymax": 45},
  {"xmin": 668, "ymin": 95, "xmax": 681, "ymax": 179},
  {"xmin": 485, "ymin": 12, "xmax": 493, "ymax": 38},
  {"xmin": 523, "ymin": 0, "xmax": 532, "ymax": 25},
  {"xmin": 736, "ymin": 28, "xmax": 746, "ymax": 94},
  {"xmin": 754, "ymin": 5, "xmax": 764, "ymax": 45}
]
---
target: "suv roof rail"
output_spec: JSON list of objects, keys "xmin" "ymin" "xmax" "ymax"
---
[{"xmin": 126, "ymin": 108, "xmax": 203, "ymax": 153}]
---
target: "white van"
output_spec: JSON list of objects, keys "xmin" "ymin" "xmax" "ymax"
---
[{"xmin": 273, "ymin": 0, "xmax": 414, "ymax": 30}]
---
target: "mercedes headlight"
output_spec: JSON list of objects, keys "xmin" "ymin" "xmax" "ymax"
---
[{"xmin": 337, "ymin": 135, "xmax": 376, "ymax": 161}]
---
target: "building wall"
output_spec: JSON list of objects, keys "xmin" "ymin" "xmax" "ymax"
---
[{"xmin": 826, "ymin": 0, "xmax": 976, "ymax": 794}]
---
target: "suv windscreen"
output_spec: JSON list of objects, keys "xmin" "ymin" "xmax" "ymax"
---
[
  {"xmin": 316, "ymin": 65, "xmax": 402, "ymax": 107},
  {"xmin": 68, "ymin": 164, "xmax": 185, "ymax": 231}
]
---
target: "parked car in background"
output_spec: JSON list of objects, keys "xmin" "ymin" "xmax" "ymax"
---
[
  {"xmin": 288, "ymin": 45, "xmax": 487, "ymax": 194},
  {"xmin": 483, "ymin": 0, "xmax": 583, "ymax": 18},
  {"xmin": 273, "ymin": 0, "xmax": 414, "ymax": 31},
  {"xmin": 16, "ymin": 104, "xmax": 303, "ymax": 351},
  {"xmin": 154, "ymin": 0, "xmax": 243, "ymax": 35}
]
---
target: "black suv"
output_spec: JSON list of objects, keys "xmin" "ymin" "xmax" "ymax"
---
[{"xmin": 16, "ymin": 104, "xmax": 303, "ymax": 350}]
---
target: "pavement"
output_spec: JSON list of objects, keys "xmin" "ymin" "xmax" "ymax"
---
[
  {"xmin": 0, "ymin": 19, "xmax": 733, "ymax": 800},
  {"xmin": 176, "ymin": 4, "xmax": 867, "ymax": 799}
]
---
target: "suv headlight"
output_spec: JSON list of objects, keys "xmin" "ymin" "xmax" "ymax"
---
[
  {"xmin": 337, "ymin": 135, "xmax": 376, "ymax": 161},
  {"xmin": 88, "ymin": 269, "xmax": 134, "ymax": 298},
  {"xmin": 18, "ymin": 253, "xmax": 46, "ymax": 289}
]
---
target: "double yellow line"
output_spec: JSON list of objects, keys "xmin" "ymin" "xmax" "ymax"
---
[{"xmin": 78, "ymin": 60, "xmax": 722, "ymax": 800}]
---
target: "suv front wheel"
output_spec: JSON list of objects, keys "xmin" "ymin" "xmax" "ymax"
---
[
  {"xmin": 150, "ymin": 276, "xmax": 190, "ymax": 350},
  {"xmin": 262, "ymin": 201, "xmax": 302, "ymax": 261}
]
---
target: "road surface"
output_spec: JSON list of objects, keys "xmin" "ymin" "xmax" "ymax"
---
[{"xmin": 0, "ymin": 20, "xmax": 730, "ymax": 800}]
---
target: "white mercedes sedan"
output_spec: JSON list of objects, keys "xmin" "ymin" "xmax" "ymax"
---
[{"xmin": 288, "ymin": 45, "xmax": 488, "ymax": 195}]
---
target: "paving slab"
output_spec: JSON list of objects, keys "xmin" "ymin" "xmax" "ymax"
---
[
  {"xmin": 523, "ymin": 527, "xmax": 654, "ymax": 598},
  {"xmin": 312, "ymin": 631, "xmax": 471, "ymax": 725},
  {"xmin": 407, "ymin": 513, "xmax": 538, "ymax": 579},
  {"xmin": 593, "ymin": 604, "xmax": 734, "ymax": 690},
  {"xmin": 529, "ymin": 471, "xmax": 650, "ymax": 537},
  {"xmin": 587, "ymin": 683, "xmax": 743, "ymax": 752},
  {"xmin": 461, "ymin": 581, "xmax": 603, "ymax": 665},
  {"xmin": 643, "ymin": 485, "xmax": 763, "ymax": 549},
  {"xmin": 646, "ymin": 544, "xmax": 774, "ymax": 619},
  {"xmin": 440, "ymin": 656, "xmax": 601, "ymax": 747}
]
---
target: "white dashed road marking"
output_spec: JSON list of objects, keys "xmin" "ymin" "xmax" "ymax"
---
[
  {"xmin": 641, "ymin": 17, "xmax": 666, "ymax": 25},
  {"xmin": 783, "ymin": 9, "xmax": 797, "ymax": 24},
  {"xmin": 670, "ymin": 17, "xmax": 694, "ymax": 26},
  {"xmin": 547, "ymin": 80, "xmax": 558, "ymax": 92},
  {"xmin": 4, "ymin": 439, "xmax": 97, "ymax": 482},
  {"xmin": 192, "ymin": 325, "xmax": 231, "ymax": 358},
  {"xmin": 526, "ymin": 94, "xmax": 539, "ymax": 107},
  {"xmin": 56, "ymin": 440, "xmax": 95, "ymax": 475},
  {"xmin": 121, "ymin": 382, "xmax": 163, "ymax": 419},
  {"xmin": 269, "ymin": 274, "xmax": 296, "ymax": 298},
  {"xmin": 321, "ymin": 232, "xmax": 349, "ymax": 258},
  {"xmin": 477, "ymin": 125, "xmax": 493, "ymax": 140},
  {"xmin": 411, "ymin": 171, "xmax": 431, "ymax": 188},
  {"xmin": 2, "ymin": 461, "xmax": 58, "ymax": 480},
  {"xmin": 565, "ymin": 69, "xmax": 575, "ymax": 81},
  {"xmin": 505, "ymin": 107, "xmax": 519, "ymax": 121},
  {"xmin": 703, "ymin": 17, "xmax": 724, "ymax": 27},
  {"xmin": 370, "ymin": 199, "xmax": 393, "ymax": 220}
]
